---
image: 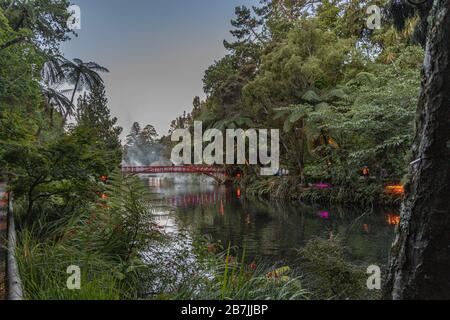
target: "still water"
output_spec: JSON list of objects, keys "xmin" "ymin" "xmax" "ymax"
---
[{"xmin": 146, "ymin": 175, "xmax": 398, "ymax": 267}]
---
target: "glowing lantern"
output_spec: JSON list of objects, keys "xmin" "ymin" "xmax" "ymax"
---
[
  {"xmin": 385, "ymin": 185, "xmax": 405, "ymax": 196},
  {"xmin": 219, "ymin": 200, "xmax": 225, "ymax": 216},
  {"xmin": 362, "ymin": 166, "xmax": 370, "ymax": 177},
  {"xmin": 236, "ymin": 188, "xmax": 241, "ymax": 199},
  {"xmin": 318, "ymin": 211, "xmax": 330, "ymax": 219},
  {"xmin": 363, "ymin": 224, "xmax": 369, "ymax": 233},
  {"xmin": 386, "ymin": 214, "xmax": 400, "ymax": 226}
]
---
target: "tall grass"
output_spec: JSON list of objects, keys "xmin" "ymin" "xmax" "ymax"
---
[
  {"xmin": 15, "ymin": 172, "xmax": 157, "ymax": 300},
  {"xmin": 148, "ymin": 240, "xmax": 309, "ymax": 300},
  {"xmin": 16, "ymin": 231, "xmax": 130, "ymax": 300}
]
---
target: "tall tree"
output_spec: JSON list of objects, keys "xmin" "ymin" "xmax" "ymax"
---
[
  {"xmin": 384, "ymin": 0, "xmax": 450, "ymax": 299},
  {"xmin": 76, "ymin": 83, "xmax": 122, "ymax": 156},
  {"xmin": 139, "ymin": 125, "xmax": 158, "ymax": 145},
  {"xmin": 0, "ymin": 0, "xmax": 73, "ymax": 52},
  {"xmin": 126, "ymin": 122, "xmax": 141, "ymax": 148},
  {"xmin": 60, "ymin": 58, "xmax": 109, "ymax": 122}
]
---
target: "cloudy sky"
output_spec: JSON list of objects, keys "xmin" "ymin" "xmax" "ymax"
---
[{"xmin": 62, "ymin": 0, "xmax": 258, "ymax": 139}]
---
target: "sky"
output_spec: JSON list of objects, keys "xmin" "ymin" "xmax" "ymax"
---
[{"xmin": 62, "ymin": 0, "xmax": 258, "ymax": 139}]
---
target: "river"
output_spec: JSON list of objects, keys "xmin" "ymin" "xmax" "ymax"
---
[{"xmin": 144, "ymin": 175, "xmax": 398, "ymax": 269}]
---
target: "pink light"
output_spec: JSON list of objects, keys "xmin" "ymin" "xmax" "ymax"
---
[
  {"xmin": 318, "ymin": 211, "xmax": 330, "ymax": 219},
  {"xmin": 312, "ymin": 183, "xmax": 332, "ymax": 189}
]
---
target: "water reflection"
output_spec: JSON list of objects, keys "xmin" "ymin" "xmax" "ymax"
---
[{"xmin": 145, "ymin": 175, "xmax": 397, "ymax": 266}]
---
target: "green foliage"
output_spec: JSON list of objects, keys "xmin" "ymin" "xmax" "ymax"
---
[
  {"xmin": 0, "ymin": 0, "xmax": 73, "ymax": 52},
  {"xmin": 150, "ymin": 239, "xmax": 308, "ymax": 300},
  {"xmin": 123, "ymin": 122, "xmax": 163, "ymax": 165},
  {"xmin": 16, "ymin": 231, "xmax": 128, "ymax": 300},
  {"xmin": 76, "ymin": 83, "xmax": 123, "ymax": 165},
  {"xmin": 15, "ymin": 172, "xmax": 158, "ymax": 300},
  {"xmin": 162, "ymin": 1, "xmax": 423, "ymax": 206},
  {"xmin": 298, "ymin": 237, "xmax": 378, "ymax": 300}
]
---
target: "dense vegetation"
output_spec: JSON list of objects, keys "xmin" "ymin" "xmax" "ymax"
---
[
  {"xmin": 0, "ymin": 0, "xmax": 433, "ymax": 300},
  {"xmin": 0, "ymin": 0, "xmax": 138, "ymax": 298},
  {"xmin": 164, "ymin": 0, "xmax": 423, "ymax": 205}
]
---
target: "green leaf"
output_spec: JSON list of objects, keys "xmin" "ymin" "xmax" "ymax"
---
[
  {"xmin": 283, "ymin": 120, "xmax": 293, "ymax": 133},
  {"xmin": 288, "ymin": 109, "xmax": 306, "ymax": 123},
  {"xmin": 323, "ymin": 88, "xmax": 349, "ymax": 102},
  {"xmin": 302, "ymin": 90, "xmax": 322, "ymax": 104}
]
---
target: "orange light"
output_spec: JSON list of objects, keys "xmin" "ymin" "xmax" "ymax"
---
[
  {"xmin": 100, "ymin": 176, "xmax": 108, "ymax": 182},
  {"xmin": 386, "ymin": 214, "xmax": 400, "ymax": 226},
  {"xmin": 362, "ymin": 167, "xmax": 370, "ymax": 176},
  {"xmin": 363, "ymin": 224, "xmax": 369, "ymax": 233},
  {"xmin": 219, "ymin": 200, "xmax": 225, "ymax": 216},
  {"xmin": 101, "ymin": 193, "xmax": 108, "ymax": 200},
  {"xmin": 385, "ymin": 185, "xmax": 405, "ymax": 196},
  {"xmin": 248, "ymin": 262, "xmax": 257, "ymax": 271},
  {"xmin": 236, "ymin": 188, "xmax": 241, "ymax": 199}
]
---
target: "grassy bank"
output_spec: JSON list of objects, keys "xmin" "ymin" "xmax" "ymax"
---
[{"xmin": 243, "ymin": 176, "xmax": 403, "ymax": 207}]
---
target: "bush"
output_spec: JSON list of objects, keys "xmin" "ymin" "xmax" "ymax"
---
[{"xmin": 297, "ymin": 237, "xmax": 379, "ymax": 300}]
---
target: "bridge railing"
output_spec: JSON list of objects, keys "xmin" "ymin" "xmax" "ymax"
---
[{"xmin": 121, "ymin": 165, "xmax": 226, "ymax": 174}]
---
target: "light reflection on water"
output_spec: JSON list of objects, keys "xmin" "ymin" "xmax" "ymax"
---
[{"xmin": 145, "ymin": 175, "xmax": 398, "ymax": 267}]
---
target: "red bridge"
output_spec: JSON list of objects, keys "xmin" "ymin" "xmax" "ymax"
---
[{"xmin": 121, "ymin": 165, "xmax": 228, "ymax": 183}]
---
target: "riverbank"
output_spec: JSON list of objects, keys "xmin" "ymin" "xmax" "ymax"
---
[{"xmin": 242, "ymin": 176, "xmax": 403, "ymax": 207}]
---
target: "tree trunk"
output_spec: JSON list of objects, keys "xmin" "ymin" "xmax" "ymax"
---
[
  {"xmin": 64, "ymin": 74, "xmax": 80, "ymax": 125},
  {"xmin": 383, "ymin": 0, "xmax": 450, "ymax": 300},
  {"xmin": 70, "ymin": 74, "xmax": 80, "ymax": 106}
]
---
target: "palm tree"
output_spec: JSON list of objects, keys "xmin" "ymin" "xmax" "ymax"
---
[
  {"xmin": 39, "ymin": 55, "xmax": 74, "ymax": 126},
  {"xmin": 60, "ymin": 58, "xmax": 109, "ymax": 122},
  {"xmin": 40, "ymin": 85, "xmax": 74, "ymax": 126},
  {"xmin": 41, "ymin": 55, "xmax": 66, "ymax": 85}
]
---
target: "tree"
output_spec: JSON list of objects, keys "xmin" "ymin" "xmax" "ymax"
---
[
  {"xmin": 223, "ymin": 5, "xmax": 266, "ymax": 67},
  {"xmin": 40, "ymin": 85, "xmax": 73, "ymax": 126},
  {"xmin": 0, "ymin": 0, "xmax": 73, "ymax": 52},
  {"xmin": 139, "ymin": 125, "xmax": 158, "ymax": 145},
  {"xmin": 4, "ymin": 130, "xmax": 112, "ymax": 222},
  {"xmin": 76, "ymin": 83, "xmax": 123, "ymax": 165},
  {"xmin": 123, "ymin": 122, "xmax": 162, "ymax": 165},
  {"xmin": 60, "ymin": 58, "xmax": 109, "ymax": 123},
  {"xmin": 384, "ymin": 0, "xmax": 450, "ymax": 299},
  {"xmin": 125, "ymin": 122, "xmax": 141, "ymax": 148}
]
